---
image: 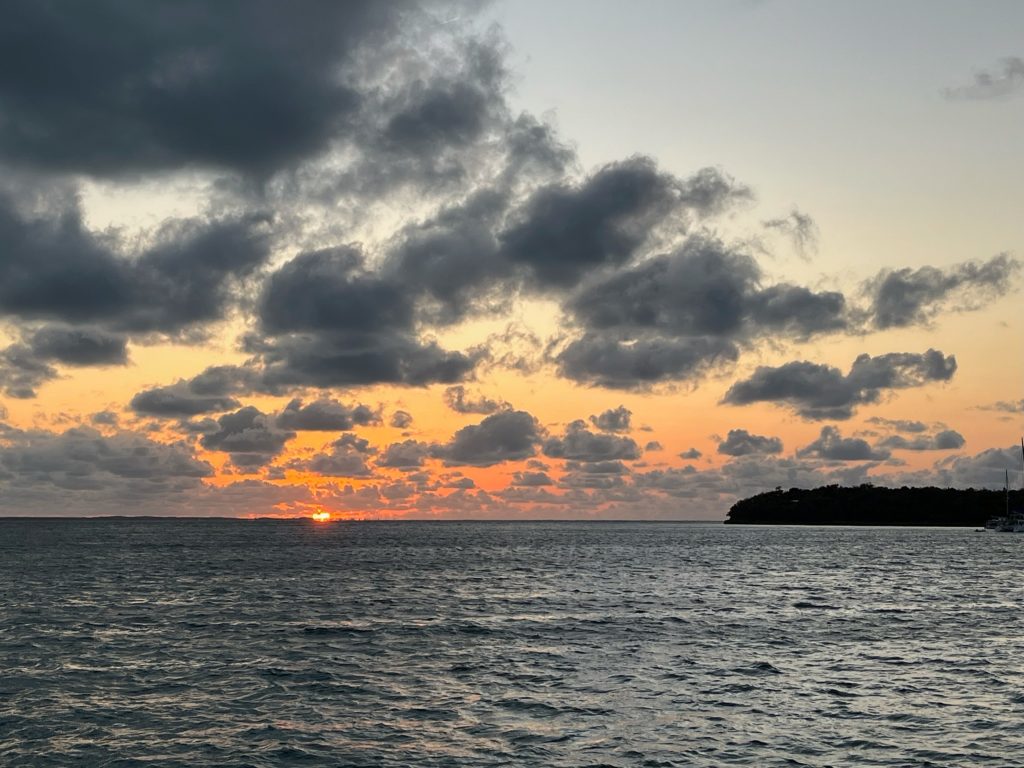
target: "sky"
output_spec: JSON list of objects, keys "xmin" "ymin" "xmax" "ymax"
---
[{"xmin": 0, "ymin": 0, "xmax": 1021, "ymax": 519}]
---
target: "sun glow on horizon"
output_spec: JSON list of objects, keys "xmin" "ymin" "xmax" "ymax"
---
[{"xmin": 311, "ymin": 509, "xmax": 332, "ymax": 523}]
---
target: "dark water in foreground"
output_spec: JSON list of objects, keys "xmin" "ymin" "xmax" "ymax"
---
[{"xmin": 2, "ymin": 520, "xmax": 1024, "ymax": 767}]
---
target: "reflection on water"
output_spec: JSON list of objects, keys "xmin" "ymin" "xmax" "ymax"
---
[{"xmin": 2, "ymin": 519, "xmax": 1023, "ymax": 766}]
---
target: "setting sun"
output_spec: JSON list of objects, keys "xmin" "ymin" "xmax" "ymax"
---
[{"xmin": 311, "ymin": 510, "xmax": 332, "ymax": 523}]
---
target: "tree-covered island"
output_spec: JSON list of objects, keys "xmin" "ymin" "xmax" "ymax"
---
[{"xmin": 725, "ymin": 484, "xmax": 1024, "ymax": 526}]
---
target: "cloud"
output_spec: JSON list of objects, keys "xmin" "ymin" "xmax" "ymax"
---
[
  {"xmin": 432, "ymin": 410, "xmax": 541, "ymax": 466},
  {"xmin": 557, "ymin": 334, "xmax": 740, "ymax": 389},
  {"xmin": 500, "ymin": 158, "xmax": 749, "ymax": 289},
  {"xmin": 378, "ymin": 439, "xmax": 430, "ymax": 469},
  {"xmin": 511, "ymin": 470, "xmax": 552, "ymax": 487},
  {"xmin": 797, "ymin": 426, "xmax": 890, "ymax": 461},
  {"xmin": 976, "ymin": 399, "xmax": 1024, "ymax": 414},
  {"xmin": 443, "ymin": 385, "xmax": 506, "ymax": 415},
  {"xmin": 543, "ymin": 420, "xmax": 642, "ymax": 462},
  {"xmin": 930, "ymin": 444, "xmax": 1024, "ymax": 489},
  {"xmin": 555, "ymin": 235, "xmax": 848, "ymax": 388},
  {"xmin": 389, "ymin": 410, "xmax": 414, "ymax": 428},
  {"xmin": 717, "ymin": 429, "xmax": 783, "ymax": 457},
  {"xmin": 866, "ymin": 254, "xmax": 1020, "ymax": 329},
  {"xmin": 679, "ymin": 447, "xmax": 702, "ymax": 459},
  {"xmin": 292, "ymin": 433, "xmax": 375, "ymax": 477},
  {"xmin": 276, "ymin": 398, "xmax": 379, "ymax": 431},
  {"xmin": 0, "ymin": 193, "xmax": 272, "ymax": 334},
  {"xmin": 252, "ymin": 245, "xmax": 480, "ymax": 388},
  {"xmin": 589, "ymin": 406, "xmax": 632, "ymax": 433},
  {"xmin": 762, "ymin": 209, "xmax": 819, "ymax": 259},
  {"xmin": 131, "ymin": 387, "xmax": 240, "ymax": 418},
  {"xmin": 722, "ymin": 349, "xmax": 957, "ymax": 420},
  {"xmin": 27, "ymin": 326, "xmax": 128, "ymax": 366},
  {"xmin": 944, "ymin": 57, "xmax": 1024, "ymax": 100},
  {"xmin": 199, "ymin": 406, "xmax": 294, "ymax": 468},
  {"xmin": 0, "ymin": 426, "xmax": 211, "ymax": 501},
  {"xmin": 0, "ymin": 1, "xmax": 415, "ymax": 177},
  {"xmin": 866, "ymin": 416, "xmax": 929, "ymax": 433},
  {"xmin": 878, "ymin": 429, "xmax": 966, "ymax": 451}
]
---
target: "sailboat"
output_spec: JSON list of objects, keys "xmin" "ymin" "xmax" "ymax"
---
[{"xmin": 986, "ymin": 438, "xmax": 1024, "ymax": 532}]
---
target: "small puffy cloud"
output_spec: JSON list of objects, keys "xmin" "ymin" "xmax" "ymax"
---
[
  {"xmin": 797, "ymin": 426, "xmax": 890, "ymax": 461},
  {"xmin": 543, "ymin": 420, "xmax": 642, "ymax": 462},
  {"xmin": 722, "ymin": 349, "xmax": 957, "ymax": 420},
  {"xmin": 944, "ymin": 57, "xmax": 1024, "ymax": 100},
  {"xmin": 590, "ymin": 405, "xmax": 632, "ymax": 433},
  {"xmin": 199, "ymin": 406, "xmax": 294, "ymax": 469},
  {"xmin": 433, "ymin": 410, "xmax": 542, "ymax": 467},
  {"xmin": 378, "ymin": 439, "xmax": 430, "ymax": 470},
  {"xmin": 294, "ymin": 433, "xmax": 375, "ymax": 477},
  {"xmin": 131, "ymin": 386, "xmax": 240, "ymax": 417},
  {"xmin": 645, "ymin": 441, "xmax": 664, "ymax": 451},
  {"xmin": 679, "ymin": 447, "xmax": 702, "ymax": 460},
  {"xmin": 276, "ymin": 398, "xmax": 379, "ymax": 431},
  {"xmin": 717, "ymin": 429, "xmax": 783, "ymax": 457},
  {"xmin": 390, "ymin": 410, "xmax": 414, "ymax": 428},
  {"xmin": 511, "ymin": 470, "xmax": 553, "ymax": 487},
  {"xmin": 443, "ymin": 385, "xmax": 506, "ymax": 415}
]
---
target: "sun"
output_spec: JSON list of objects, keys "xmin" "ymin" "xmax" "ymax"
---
[{"xmin": 311, "ymin": 509, "xmax": 332, "ymax": 523}]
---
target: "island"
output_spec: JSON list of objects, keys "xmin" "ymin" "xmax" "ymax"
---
[{"xmin": 725, "ymin": 484, "xmax": 1024, "ymax": 526}]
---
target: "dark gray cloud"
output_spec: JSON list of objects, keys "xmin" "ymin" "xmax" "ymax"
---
[
  {"xmin": 555, "ymin": 235, "xmax": 848, "ymax": 389},
  {"xmin": 943, "ymin": 57, "xmax": 1024, "ymax": 100},
  {"xmin": 679, "ymin": 447, "xmax": 702, "ymax": 459},
  {"xmin": 295, "ymin": 433, "xmax": 375, "ymax": 477},
  {"xmin": 557, "ymin": 333, "xmax": 740, "ymax": 389},
  {"xmin": 645, "ymin": 440, "xmax": 663, "ymax": 451},
  {"xmin": 0, "ymin": 344, "xmax": 57, "ymax": 398},
  {"xmin": 722, "ymin": 349, "xmax": 957, "ymax": 420},
  {"xmin": 252, "ymin": 245, "xmax": 480, "ymax": 388},
  {"xmin": 131, "ymin": 386, "xmax": 240, "ymax": 418},
  {"xmin": 931, "ymin": 444, "xmax": 1024, "ymax": 489},
  {"xmin": 500, "ymin": 158, "xmax": 749, "ymax": 289},
  {"xmin": 0, "ymin": 325, "xmax": 128, "ymax": 398},
  {"xmin": 199, "ymin": 406, "xmax": 294, "ymax": 468},
  {"xmin": 866, "ymin": 254, "xmax": 1019, "ymax": 329},
  {"xmin": 543, "ymin": 420, "xmax": 641, "ymax": 462},
  {"xmin": 28, "ymin": 326, "xmax": 128, "ymax": 366},
  {"xmin": 590, "ymin": 406, "xmax": 632, "ymax": 433},
  {"xmin": 389, "ymin": 410, "xmax": 414, "ymax": 428},
  {"xmin": 443, "ymin": 385, "xmax": 506, "ymax": 415},
  {"xmin": 130, "ymin": 363, "xmax": 264, "ymax": 417},
  {"xmin": 511, "ymin": 470, "xmax": 552, "ymax": 487},
  {"xmin": 878, "ymin": 429, "xmax": 966, "ymax": 451},
  {"xmin": 0, "ymin": 194, "xmax": 272, "ymax": 334},
  {"xmin": 276, "ymin": 398, "xmax": 379, "ymax": 431},
  {"xmin": 432, "ymin": 410, "xmax": 541, "ymax": 466},
  {"xmin": 717, "ymin": 428, "xmax": 783, "ymax": 457},
  {"xmin": 378, "ymin": 439, "xmax": 430, "ymax": 470},
  {"xmin": 0, "ymin": 1, "xmax": 412, "ymax": 177},
  {"xmin": 90, "ymin": 411, "xmax": 119, "ymax": 427},
  {"xmin": 798, "ymin": 426, "xmax": 890, "ymax": 461},
  {"xmin": 0, "ymin": 426, "xmax": 211, "ymax": 497}
]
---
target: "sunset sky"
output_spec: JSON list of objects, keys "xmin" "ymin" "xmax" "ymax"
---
[{"xmin": 0, "ymin": 0, "xmax": 1021, "ymax": 519}]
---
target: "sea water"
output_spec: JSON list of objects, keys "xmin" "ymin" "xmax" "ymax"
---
[{"xmin": 2, "ymin": 519, "xmax": 1023, "ymax": 767}]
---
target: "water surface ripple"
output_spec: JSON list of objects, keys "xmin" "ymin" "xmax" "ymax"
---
[{"xmin": 2, "ymin": 520, "xmax": 1023, "ymax": 767}]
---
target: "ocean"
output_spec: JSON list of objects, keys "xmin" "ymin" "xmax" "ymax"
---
[{"xmin": 2, "ymin": 519, "xmax": 1023, "ymax": 767}]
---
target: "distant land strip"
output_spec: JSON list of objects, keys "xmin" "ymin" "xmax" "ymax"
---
[{"xmin": 725, "ymin": 485, "xmax": 1024, "ymax": 526}]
